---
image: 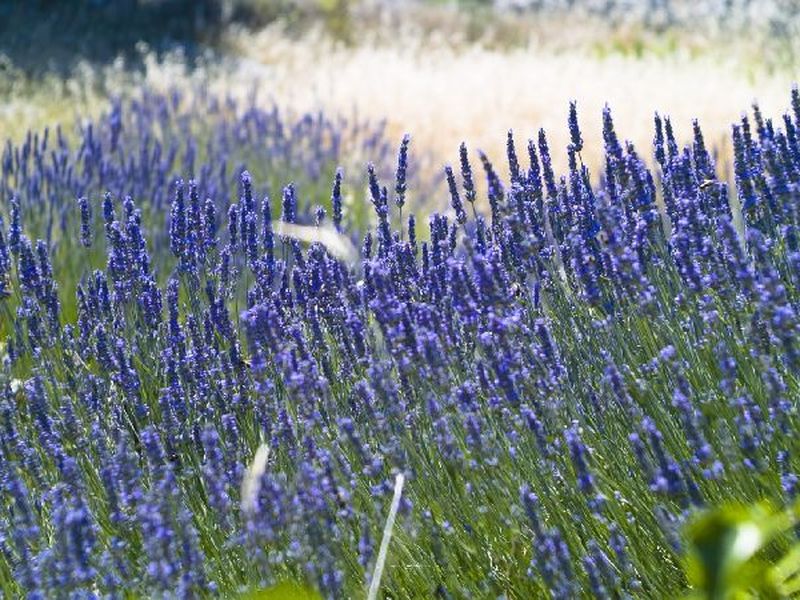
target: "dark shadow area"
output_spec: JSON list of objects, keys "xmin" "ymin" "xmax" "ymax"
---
[{"xmin": 0, "ymin": 0, "xmax": 272, "ymax": 80}]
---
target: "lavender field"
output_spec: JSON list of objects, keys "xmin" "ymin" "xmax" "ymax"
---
[{"xmin": 2, "ymin": 1, "xmax": 800, "ymax": 599}]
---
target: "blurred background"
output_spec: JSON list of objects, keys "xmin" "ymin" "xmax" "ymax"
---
[{"xmin": 1, "ymin": 0, "xmax": 798, "ymax": 180}]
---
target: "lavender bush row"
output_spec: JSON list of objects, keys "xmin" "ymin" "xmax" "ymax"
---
[
  {"xmin": 0, "ymin": 88, "xmax": 401, "ymax": 321},
  {"xmin": 493, "ymin": 0, "xmax": 800, "ymax": 34},
  {"xmin": 1, "ymin": 84, "xmax": 799, "ymax": 598}
]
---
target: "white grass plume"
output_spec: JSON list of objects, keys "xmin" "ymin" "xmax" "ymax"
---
[
  {"xmin": 367, "ymin": 472, "xmax": 406, "ymax": 600},
  {"xmin": 241, "ymin": 443, "xmax": 270, "ymax": 517},
  {"xmin": 274, "ymin": 222, "xmax": 360, "ymax": 264}
]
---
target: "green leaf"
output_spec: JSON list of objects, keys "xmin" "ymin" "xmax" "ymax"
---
[
  {"xmin": 685, "ymin": 503, "xmax": 770, "ymax": 596},
  {"xmin": 683, "ymin": 501, "xmax": 800, "ymax": 599},
  {"xmin": 240, "ymin": 581, "xmax": 323, "ymax": 600}
]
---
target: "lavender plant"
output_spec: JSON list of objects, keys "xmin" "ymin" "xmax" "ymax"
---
[{"xmin": 1, "ymin": 85, "xmax": 800, "ymax": 599}]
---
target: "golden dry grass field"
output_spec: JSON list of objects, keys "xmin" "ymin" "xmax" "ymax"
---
[
  {"xmin": 2, "ymin": 8, "xmax": 796, "ymax": 188},
  {"xmin": 230, "ymin": 24, "xmax": 796, "ymax": 175}
]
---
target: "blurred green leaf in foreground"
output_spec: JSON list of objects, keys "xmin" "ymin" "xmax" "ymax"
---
[
  {"xmin": 684, "ymin": 501, "xmax": 800, "ymax": 599},
  {"xmin": 240, "ymin": 581, "xmax": 322, "ymax": 600}
]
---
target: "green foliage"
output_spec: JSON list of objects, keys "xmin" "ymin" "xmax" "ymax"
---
[
  {"xmin": 684, "ymin": 502, "xmax": 800, "ymax": 599},
  {"xmin": 240, "ymin": 581, "xmax": 323, "ymax": 600}
]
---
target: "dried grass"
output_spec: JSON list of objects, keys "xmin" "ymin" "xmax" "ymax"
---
[
  {"xmin": 229, "ymin": 24, "xmax": 795, "ymax": 178},
  {"xmin": 2, "ymin": 19, "xmax": 795, "ymax": 190}
]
